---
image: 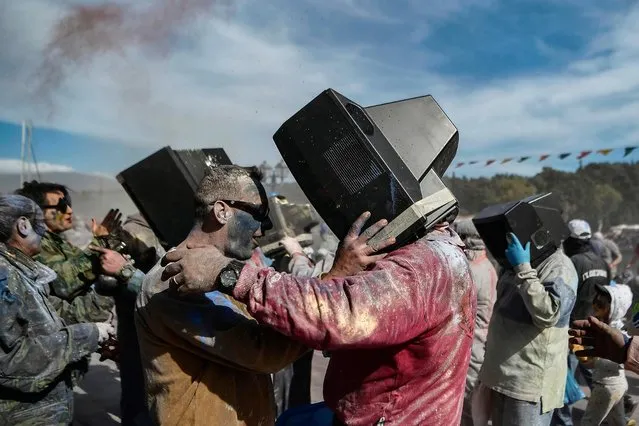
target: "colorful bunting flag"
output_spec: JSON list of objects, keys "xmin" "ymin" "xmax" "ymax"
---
[
  {"xmin": 576, "ymin": 151, "xmax": 592, "ymax": 160},
  {"xmin": 451, "ymin": 146, "xmax": 632, "ymax": 168}
]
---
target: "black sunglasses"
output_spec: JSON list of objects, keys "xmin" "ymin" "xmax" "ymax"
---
[
  {"xmin": 220, "ymin": 199, "xmax": 270, "ymax": 222},
  {"xmin": 41, "ymin": 197, "xmax": 72, "ymax": 213}
]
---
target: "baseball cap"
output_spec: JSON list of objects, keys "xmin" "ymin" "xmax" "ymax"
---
[{"xmin": 567, "ymin": 219, "xmax": 592, "ymax": 240}]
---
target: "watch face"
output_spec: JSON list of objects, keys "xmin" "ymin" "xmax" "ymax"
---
[
  {"xmin": 220, "ymin": 269, "xmax": 237, "ymax": 288},
  {"xmin": 121, "ymin": 266, "xmax": 133, "ymax": 279}
]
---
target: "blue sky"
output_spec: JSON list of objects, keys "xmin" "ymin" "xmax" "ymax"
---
[{"xmin": 0, "ymin": 0, "xmax": 638, "ymax": 178}]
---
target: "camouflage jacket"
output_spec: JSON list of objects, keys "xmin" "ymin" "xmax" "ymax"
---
[
  {"xmin": 35, "ymin": 231, "xmax": 114, "ymax": 324},
  {"xmin": 0, "ymin": 243, "xmax": 100, "ymax": 425}
]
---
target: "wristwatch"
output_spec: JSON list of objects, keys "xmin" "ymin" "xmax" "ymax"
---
[
  {"xmin": 216, "ymin": 260, "xmax": 245, "ymax": 295},
  {"xmin": 117, "ymin": 263, "xmax": 136, "ymax": 281}
]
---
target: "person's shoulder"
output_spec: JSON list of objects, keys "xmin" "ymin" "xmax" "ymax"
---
[
  {"xmin": 569, "ymin": 251, "xmax": 589, "ymax": 266},
  {"xmin": 37, "ymin": 232, "xmax": 71, "ymax": 258},
  {"xmin": 540, "ymin": 251, "xmax": 578, "ymax": 283},
  {"xmin": 0, "ymin": 261, "xmax": 23, "ymax": 304},
  {"xmin": 137, "ymin": 262, "xmax": 167, "ymax": 304},
  {"xmin": 390, "ymin": 235, "xmax": 469, "ymax": 275}
]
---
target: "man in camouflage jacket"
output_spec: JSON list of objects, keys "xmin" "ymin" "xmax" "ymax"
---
[
  {"xmin": 37, "ymin": 229, "xmax": 116, "ymax": 323},
  {"xmin": 0, "ymin": 194, "xmax": 113, "ymax": 425},
  {"xmin": 15, "ymin": 181, "xmax": 130, "ymax": 324}
]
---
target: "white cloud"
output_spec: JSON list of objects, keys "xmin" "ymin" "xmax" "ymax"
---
[
  {"xmin": 0, "ymin": 0, "xmax": 638, "ymax": 177},
  {"xmin": 0, "ymin": 158, "xmax": 74, "ymax": 174}
]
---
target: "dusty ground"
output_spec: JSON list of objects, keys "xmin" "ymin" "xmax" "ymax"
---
[{"xmin": 73, "ymin": 352, "xmax": 639, "ymax": 425}]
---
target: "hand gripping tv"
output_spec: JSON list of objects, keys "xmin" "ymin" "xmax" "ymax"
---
[{"xmin": 272, "ymin": 89, "xmax": 459, "ymax": 249}]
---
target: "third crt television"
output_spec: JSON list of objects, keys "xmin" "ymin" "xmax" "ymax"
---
[
  {"xmin": 472, "ymin": 192, "xmax": 569, "ymax": 268},
  {"xmin": 117, "ymin": 146, "xmax": 232, "ymax": 248},
  {"xmin": 272, "ymin": 88, "xmax": 459, "ymax": 249}
]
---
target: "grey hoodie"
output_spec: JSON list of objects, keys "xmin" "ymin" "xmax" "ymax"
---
[{"xmin": 593, "ymin": 283, "xmax": 633, "ymax": 385}]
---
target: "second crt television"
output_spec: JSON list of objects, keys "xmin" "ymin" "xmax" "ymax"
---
[{"xmin": 272, "ymin": 88, "xmax": 459, "ymax": 249}]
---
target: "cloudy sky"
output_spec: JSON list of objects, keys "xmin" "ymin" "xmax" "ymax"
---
[{"xmin": 0, "ymin": 0, "xmax": 638, "ymax": 178}]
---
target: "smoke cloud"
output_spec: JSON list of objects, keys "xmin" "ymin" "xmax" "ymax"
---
[{"xmin": 34, "ymin": 0, "xmax": 234, "ymax": 114}]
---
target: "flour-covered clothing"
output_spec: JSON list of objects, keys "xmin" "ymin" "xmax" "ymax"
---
[{"xmin": 233, "ymin": 227, "xmax": 476, "ymax": 425}]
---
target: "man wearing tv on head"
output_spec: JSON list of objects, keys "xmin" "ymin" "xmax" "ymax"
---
[
  {"xmin": 472, "ymin": 194, "xmax": 579, "ymax": 426},
  {"xmin": 159, "ymin": 89, "xmax": 476, "ymax": 425},
  {"xmin": 161, "ymin": 210, "xmax": 474, "ymax": 426}
]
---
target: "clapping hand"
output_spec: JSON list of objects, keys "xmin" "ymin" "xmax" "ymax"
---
[{"xmin": 92, "ymin": 209, "xmax": 123, "ymax": 237}]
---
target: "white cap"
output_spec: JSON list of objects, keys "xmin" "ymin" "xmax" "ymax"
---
[{"xmin": 568, "ymin": 219, "xmax": 592, "ymax": 240}]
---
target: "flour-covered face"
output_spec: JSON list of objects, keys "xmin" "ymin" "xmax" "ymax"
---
[
  {"xmin": 226, "ymin": 209, "xmax": 265, "ymax": 260},
  {"xmin": 223, "ymin": 180, "xmax": 272, "ymax": 261},
  {"xmin": 16, "ymin": 208, "xmax": 47, "ymax": 255},
  {"xmin": 42, "ymin": 190, "xmax": 73, "ymax": 233}
]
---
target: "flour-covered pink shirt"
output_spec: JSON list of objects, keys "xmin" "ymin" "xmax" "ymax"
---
[{"xmin": 233, "ymin": 227, "xmax": 476, "ymax": 425}]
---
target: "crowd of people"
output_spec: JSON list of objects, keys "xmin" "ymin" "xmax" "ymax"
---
[{"xmin": 0, "ymin": 168, "xmax": 638, "ymax": 426}]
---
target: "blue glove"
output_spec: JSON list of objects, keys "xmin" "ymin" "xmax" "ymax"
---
[{"xmin": 505, "ymin": 233, "xmax": 531, "ymax": 267}]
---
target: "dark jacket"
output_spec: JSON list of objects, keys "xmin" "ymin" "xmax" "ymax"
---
[{"xmin": 564, "ymin": 239, "xmax": 611, "ymax": 321}]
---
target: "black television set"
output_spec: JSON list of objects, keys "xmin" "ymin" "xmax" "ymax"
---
[
  {"xmin": 472, "ymin": 192, "xmax": 569, "ymax": 269},
  {"xmin": 272, "ymin": 89, "xmax": 459, "ymax": 249},
  {"xmin": 117, "ymin": 146, "xmax": 232, "ymax": 248}
]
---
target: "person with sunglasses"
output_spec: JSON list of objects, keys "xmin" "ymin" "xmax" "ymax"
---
[
  {"xmin": 134, "ymin": 165, "xmax": 312, "ymax": 426},
  {"xmin": 14, "ymin": 181, "xmax": 132, "ymax": 325}
]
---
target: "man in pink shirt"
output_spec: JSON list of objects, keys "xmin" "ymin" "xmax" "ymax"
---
[{"xmin": 162, "ymin": 198, "xmax": 476, "ymax": 426}]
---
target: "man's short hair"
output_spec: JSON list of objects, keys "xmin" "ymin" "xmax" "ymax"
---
[
  {"xmin": 194, "ymin": 165, "xmax": 263, "ymax": 220},
  {"xmin": 0, "ymin": 195, "xmax": 41, "ymax": 243},
  {"xmin": 14, "ymin": 180, "xmax": 70, "ymax": 207}
]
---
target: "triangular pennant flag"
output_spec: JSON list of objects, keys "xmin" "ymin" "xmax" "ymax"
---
[
  {"xmin": 559, "ymin": 153, "xmax": 571, "ymax": 160},
  {"xmin": 624, "ymin": 146, "xmax": 637, "ymax": 157},
  {"xmin": 486, "ymin": 159, "xmax": 496, "ymax": 166},
  {"xmin": 597, "ymin": 149, "xmax": 613, "ymax": 156},
  {"xmin": 456, "ymin": 162, "xmax": 465, "ymax": 168},
  {"xmin": 576, "ymin": 150, "xmax": 592, "ymax": 160},
  {"xmin": 518, "ymin": 156, "xmax": 530, "ymax": 163},
  {"xmin": 540, "ymin": 154, "xmax": 550, "ymax": 161},
  {"xmin": 469, "ymin": 161, "xmax": 479, "ymax": 165},
  {"xmin": 501, "ymin": 158, "xmax": 513, "ymax": 164}
]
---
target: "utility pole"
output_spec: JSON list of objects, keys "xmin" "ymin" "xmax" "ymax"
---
[{"xmin": 20, "ymin": 120, "xmax": 40, "ymax": 186}]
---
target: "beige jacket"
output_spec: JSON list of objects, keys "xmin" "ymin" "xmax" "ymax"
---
[{"xmin": 135, "ymin": 263, "xmax": 307, "ymax": 426}]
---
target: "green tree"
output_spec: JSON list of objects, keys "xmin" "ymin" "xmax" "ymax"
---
[{"xmin": 590, "ymin": 184, "xmax": 623, "ymax": 228}]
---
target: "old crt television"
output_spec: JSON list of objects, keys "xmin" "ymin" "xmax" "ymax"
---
[
  {"xmin": 257, "ymin": 196, "xmax": 319, "ymax": 256},
  {"xmin": 472, "ymin": 192, "xmax": 569, "ymax": 269},
  {"xmin": 272, "ymin": 89, "xmax": 459, "ymax": 248},
  {"xmin": 117, "ymin": 146, "xmax": 232, "ymax": 248}
]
